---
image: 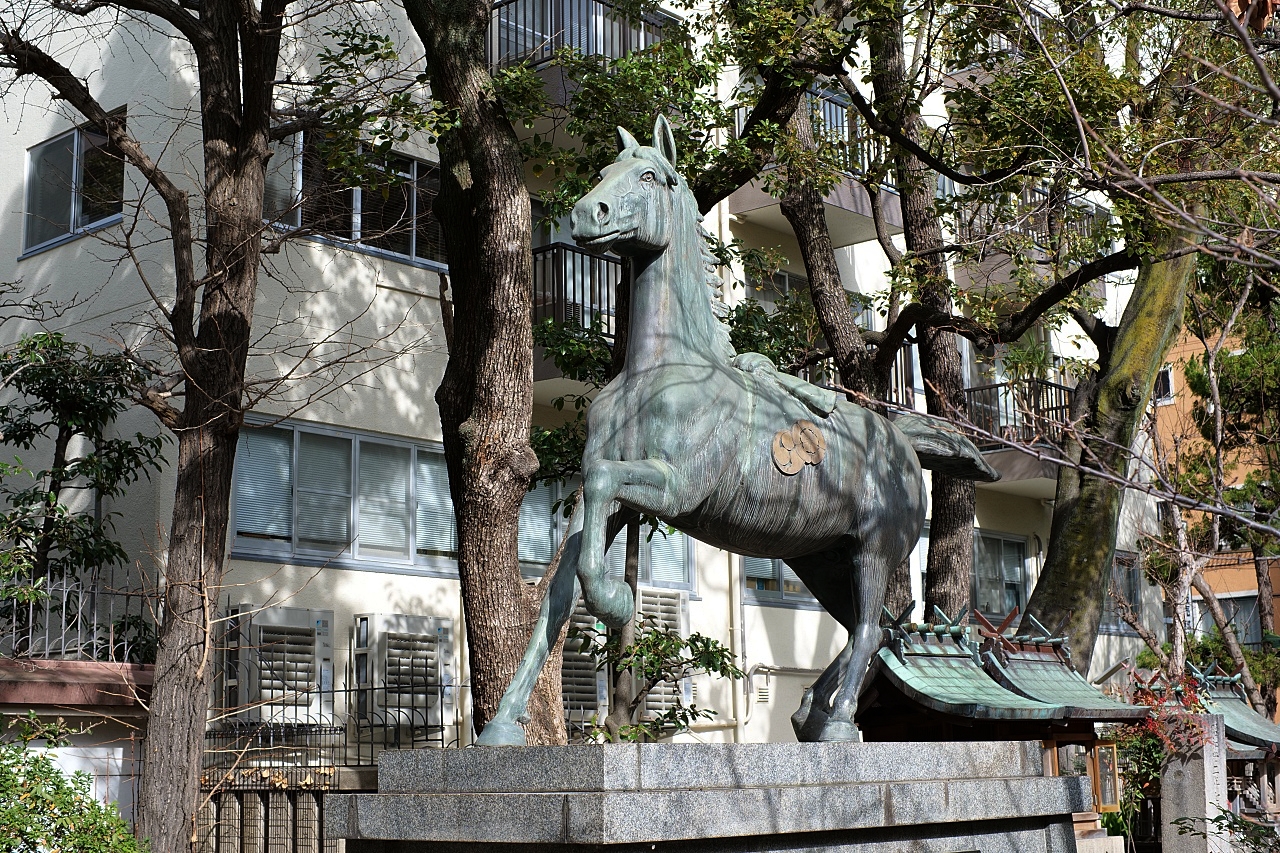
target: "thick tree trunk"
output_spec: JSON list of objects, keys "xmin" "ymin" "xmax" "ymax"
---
[
  {"xmin": 1253, "ymin": 544, "xmax": 1275, "ymax": 636},
  {"xmin": 136, "ymin": 17, "xmax": 278, "ymax": 836},
  {"xmin": 1250, "ymin": 544, "xmax": 1277, "ymax": 717},
  {"xmin": 404, "ymin": 0, "xmax": 563, "ymax": 744},
  {"xmin": 1022, "ymin": 224, "xmax": 1198, "ymax": 670},
  {"xmin": 869, "ymin": 12, "xmax": 974, "ymax": 620},
  {"xmin": 139, "ymin": 153, "xmax": 267, "ymax": 850},
  {"xmin": 778, "ymin": 108, "xmax": 877, "ymax": 396},
  {"xmin": 139, "ymin": 420, "xmax": 238, "ymax": 851}
]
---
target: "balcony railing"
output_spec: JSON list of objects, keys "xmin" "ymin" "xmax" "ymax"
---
[
  {"xmin": 956, "ymin": 184, "xmax": 1109, "ymax": 250},
  {"xmin": 0, "ymin": 568, "xmax": 156, "ymax": 664},
  {"xmin": 487, "ymin": 0, "xmax": 668, "ymax": 69},
  {"xmin": 735, "ymin": 89, "xmax": 891, "ymax": 185},
  {"xmin": 963, "ymin": 379, "xmax": 1074, "ymax": 449},
  {"xmin": 532, "ymin": 241, "xmax": 622, "ymax": 339},
  {"xmin": 797, "ymin": 344, "xmax": 916, "ymax": 409}
]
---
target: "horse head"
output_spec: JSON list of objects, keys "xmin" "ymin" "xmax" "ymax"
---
[{"xmin": 570, "ymin": 115, "xmax": 687, "ymax": 257}]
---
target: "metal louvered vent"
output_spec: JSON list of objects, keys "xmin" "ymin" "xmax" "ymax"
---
[
  {"xmin": 385, "ymin": 632, "xmax": 439, "ymax": 698},
  {"xmin": 563, "ymin": 604, "xmax": 604, "ymax": 719},
  {"xmin": 640, "ymin": 589, "xmax": 686, "ymax": 719},
  {"xmin": 257, "ymin": 625, "xmax": 315, "ymax": 705}
]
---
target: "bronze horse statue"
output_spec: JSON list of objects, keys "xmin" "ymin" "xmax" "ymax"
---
[{"xmin": 476, "ymin": 116, "xmax": 998, "ymax": 745}]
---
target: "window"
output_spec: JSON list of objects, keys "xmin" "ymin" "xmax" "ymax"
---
[
  {"xmin": 1101, "ymin": 552, "xmax": 1142, "ymax": 634},
  {"xmin": 232, "ymin": 422, "xmax": 562, "ymax": 570},
  {"xmin": 1153, "ymin": 365, "xmax": 1174, "ymax": 405},
  {"xmin": 742, "ymin": 555, "xmax": 816, "ymax": 605},
  {"xmin": 1197, "ymin": 594, "xmax": 1262, "ymax": 648},
  {"xmin": 603, "ymin": 526, "xmax": 693, "ymax": 588},
  {"xmin": 266, "ymin": 135, "xmax": 446, "ymax": 266},
  {"xmin": 520, "ymin": 510, "xmax": 694, "ymax": 589},
  {"xmin": 972, "ymin": 532, "xmax": 1026, "ymax": 618},
  {"xmin": 747, "ymin": 270, "xmax": 808, "ymax": 314},
  {"xmin": 24, "ymin": 113, "xmax": 126, "ymax": 252}
]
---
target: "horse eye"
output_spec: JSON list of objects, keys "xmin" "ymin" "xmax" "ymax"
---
[{"xmin": 641, "ymin": 171, "xmax": 656, "ymax": 183}]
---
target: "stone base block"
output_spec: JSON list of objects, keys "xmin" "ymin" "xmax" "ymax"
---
[{"xmin": 327, "ymin": 742, "xmax": 1088, "ymax": 853}]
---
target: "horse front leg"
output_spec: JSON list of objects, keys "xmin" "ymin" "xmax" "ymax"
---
[
  {"xmin": 578, "ymin": 458, "xmax": 679, "ymax": 628},
  {"xmin": 474, "ymin": 504, "xmax": 586, "ymax": 746}
]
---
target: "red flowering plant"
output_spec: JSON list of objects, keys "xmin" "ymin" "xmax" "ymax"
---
[{"xmin": 1101, "ymin": 672, "xmax": 1210, "ymax": 836}]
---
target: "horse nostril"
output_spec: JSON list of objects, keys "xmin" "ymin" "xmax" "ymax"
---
[{"xmin": 595, "ymin": 201, "xmax": 610, "ymax": 223}]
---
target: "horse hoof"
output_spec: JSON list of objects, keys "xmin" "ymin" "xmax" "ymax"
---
[
  {"xmin": 815, "ymin": 719, "xmax": 862, "ymax": 743},
  {"xmin": 474, "ymin": 719, "xmax": 527, "ymax": 746},
  {"xmin": 791, "ymin": 689, "xmax": 815, "ymax": 739}
]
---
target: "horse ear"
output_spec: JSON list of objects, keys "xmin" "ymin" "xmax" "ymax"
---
[
  {"xmin": 616, "ymin": 126, "xmax": 640, "ymax": 153},
  {"xmin": 653, "ymin": 114, "xmax": 678, "ymax": 166}
]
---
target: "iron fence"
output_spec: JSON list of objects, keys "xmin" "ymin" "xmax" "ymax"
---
[
  {"xmin": 0, "ymin": 567, "xmax": 157, "ymax": 663},
  {"xmin": 532, "ymin": 241, "xmax": 622, "ymax": 339},
  {"xmin": 963, "ymin": 378, "xmax": 1074, "ymax": 449},
  {"xmin": 204, "ymin": 682, "xmax": 452, "ymax": 775},
  {"xmin": 487, "ymin": 0, "xmax": 668, "ymax": 68},
  {"xmin": 800, "ymin": 344, "xmax": 916, "ymax": 409}
]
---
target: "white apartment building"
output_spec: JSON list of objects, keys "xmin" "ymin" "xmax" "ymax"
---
[{"xmin": 0, "ymin": 1, "xmax": 1164, "ymax": 845}]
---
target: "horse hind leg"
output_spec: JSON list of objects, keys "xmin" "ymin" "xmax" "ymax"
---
[
  {"xmin": 791, "ymin": 640, "xmax": 853, "ymax": 741},
  {"xmin": 818, "ymin": 540, "xmax": 897, "ymax": 743},
  {"xmin": 781, "ymin": 551, "xmax": 860, "ymax": 742}
]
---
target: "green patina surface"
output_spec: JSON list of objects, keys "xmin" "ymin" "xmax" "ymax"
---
[
  {"xmin": 875, "ymin": 641, "xmax": 1064, "ymax": 721},
  {"xmin": 1205, "ymin": 689, "xmax": 1280, "ymax": 751},
  {"xmin": 988, "ymin": 651, "xmax": 1147, "ymax": 722},
  {"xmin": 1227, "ymin": 738, "xmax": 1268, "ymax": 760}
]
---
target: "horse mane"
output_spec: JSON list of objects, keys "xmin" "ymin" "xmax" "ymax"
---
[
  {"xmin": 627, "ymin": 143, "xmax": 737, "ymax": 362},
  {"xmin": 696, "ymin": 219, "xmax": 737, "ymax": 362},
  {"xmin": 670, "ymin": 169, "xmax": 735, "ymax": 362}
]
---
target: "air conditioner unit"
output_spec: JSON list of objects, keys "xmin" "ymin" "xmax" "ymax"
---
[
  {"xmin": 224, "ymin": 604, "xmax": 334, "ymax": 725},
  {"xmin": 352, "ymin": 613, "xmax": 454, "ymax": 730},
  {"xmin": 639, "ymin": 588, "xmax": 692, "ymax": 720},
  {"xmin": 562, "ymin": 602, "xmax": 609, "ymax": 724}
]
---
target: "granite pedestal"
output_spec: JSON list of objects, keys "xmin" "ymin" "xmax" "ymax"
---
[{"xmin": 327, "ymin": 742, "xmax": 1088, "ymax": 853}]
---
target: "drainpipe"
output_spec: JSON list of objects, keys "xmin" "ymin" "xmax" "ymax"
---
[{"xmin": 727, "ymin": 549, "xmax": 744, "ymax": 743}]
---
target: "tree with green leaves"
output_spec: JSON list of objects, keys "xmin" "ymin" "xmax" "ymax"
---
[
  {"xmin": 0, "ymin": 8, "xmax": 438, "ymax": 847},
  {"xmin": 0, "ymin": 713, "xmax": 146, "ymax": 853},
  {"xmin": 0, "ymin": 334, "xmax": 164, "ymax": 638}
]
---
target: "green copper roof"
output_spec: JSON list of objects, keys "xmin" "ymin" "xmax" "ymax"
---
[
  {"xmin": 1204, "ymin": 689, "xmax": 1280, "ymax": 751},
  {"xmin": 874, "ymin": 638, "xmax": 1065, "ymax": 721},
  {"xmin": 1228, "ymin": 738, "xmax": 1268, "ymax": 760},
  {"xmin": 986, "ymin": 649, "xmax": 1148, "ymax": 722}
]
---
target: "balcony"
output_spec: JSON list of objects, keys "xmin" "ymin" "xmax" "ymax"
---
[
  {"xmin": 532, "ymin": 242, "xmax": 622, "ymax": 384},
  {"xmin": 487, "ymin": 0, "xmax": 668, "ymax": 70},
  {"xmin": 964, "ymin": 378, "xmax": 1074, "ymax": 498},
  {"xmin": 0, "ymin": 569, "xmax": 155, "ymax": 713},
  {"xmin": 728, "ymin": 90, "xmax": 902, "ymax": 248},
  {"xmin": 956, "ymin": 185, "xmax": 1108, "ymax": 250}
]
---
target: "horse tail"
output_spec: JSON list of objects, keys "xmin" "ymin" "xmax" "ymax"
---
[{"xmin": 894, "ymin": 413, "xmax": 1001, "ymax": 482}]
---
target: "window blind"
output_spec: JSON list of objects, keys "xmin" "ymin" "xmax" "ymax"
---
[
  {"xmin": 234, "ymin": 427, "xmax": 294, "ymax": 541},
  {"xmin": 296, "ymin": 432, "xmax": 352, "ymax": 552},
  {"xmin": 358, "ymin": 442, "xmax": 411, "ymax": 559},
  {"xmin": 648, "ymin": 528, "xmax": 688, "ymax": 585},
  {"xmin": 743, "ymin": 556, "xmax": 775, "ymax": 579},
  {"xmin": 518, "ymin": 482, "xmax": 555, "ymax": 565},
  {"xmin": 415, "ymin": 450, "xmax": 457, "ymax": 557}
]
